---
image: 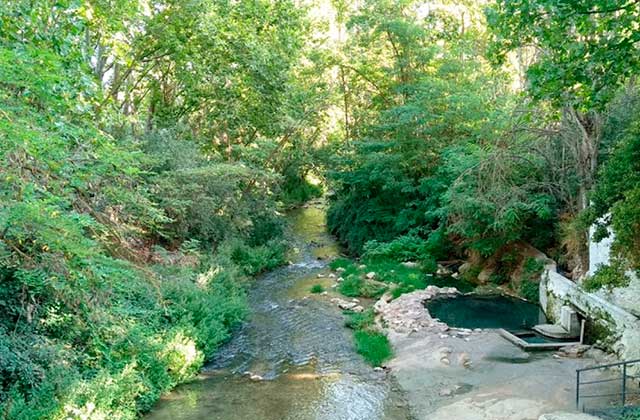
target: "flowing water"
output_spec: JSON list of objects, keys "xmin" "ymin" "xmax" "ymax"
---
[{"xmin": 146, "ymin": 202, "xmax": 412, "ymax": 420}]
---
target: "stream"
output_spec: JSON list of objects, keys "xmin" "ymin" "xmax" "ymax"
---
[{"xmin": 146, "ymin": 202, "xmax": 412, "ymax": 420}]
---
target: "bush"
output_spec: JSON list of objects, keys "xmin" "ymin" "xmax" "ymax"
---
[
  {"xmin": 310, "ymin": 284, "xmax": 324, "ymax": 294},
  {"xmin": 344, "ymin": 309, "xmax": 376, "ymax": 330},
  {"xmin": 519, "ymin": 257, "xmax": 544, "ymax": 303},
  {"xmin": 583, "ymin": 262, "xmax": 631, "ymax": 292},
  {"xmin": 353, "ymin": 331, "xmax": 393, "ymax": 367}
]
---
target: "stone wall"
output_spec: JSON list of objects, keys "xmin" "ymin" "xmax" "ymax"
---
[{"xmin": 539, "ymin": 261, "xmax": 640, "ymax": 365}]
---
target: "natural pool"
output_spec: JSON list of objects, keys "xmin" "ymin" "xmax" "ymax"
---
[{"xmin": 426, "ymin": 294, "xmax": 547, "ymax": 331}]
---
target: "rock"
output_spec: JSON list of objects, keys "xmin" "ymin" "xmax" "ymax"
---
[
  {"xmin": 336, "ymin": 267, "xmax": 346, "ymax": 273},
  {"xmin": 558, "ymin": 344, "xmax": 591, "ymax": 358},
  {"xmin": 337, "ymin": 277, "xmax": 344, "ymax": 282},
  {"xmin": 366, "ymin": 271, "xmax": 376, "ymax": 280},
  {"xmin": 401, "ymin": 261, "xmax": 419, "ymax": 268},
  {"xmin": 440, "ymin": 357, "xmax": 450, "ymax": 366},
  {"xmin": 436, "ymin": 264, "xmax": 452, "ymax": 276},
  {"xmin": 458, "ymin": 262, "xmax": 471, "ymax": 274},
  {"xmin": 321, "ymin": 291, "xmax": 328, "ymax": 295},
  {"xmin": 452, "ymin": 272, "xmax": 459, "ymax": 279},
  {"xmin": 249, "ymin": 374, "xmax": 263, "ymax": 381},
  {"xmin": 373, "ymin": 367, "xmax": 384, "ymax": 372},
  {"xmin": 328, "ymin": 273, "xmax": 336, "ymax": 278},
  {"xmin": 352, "ymin": 305, "xmax": 365, "ymax": 313},
  {"xmin": 334, "ymin": 298, "xmax": 359, "ymax": 311},
  {"xmin": 373, "ymin": 287, "xmax": 458, "ymax": 335},
  {"xmin": 317, "ymin": 273, "xmax": 325, "ymax": 278},
  {"xmin": 459, "ymin": 352, "xmax": 472, "ymax": 368},
  {"xmin": 477, "ymin": 268, "xmax": 494, "ymax": 283},
  {"xmin": 358, "ymin": 264, "xmax": 366, "ymax": 269}
]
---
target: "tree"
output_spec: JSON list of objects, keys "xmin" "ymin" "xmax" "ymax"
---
[{"xmin": 487, "ymin": 0, "xmax": 640, "ymax": 209}]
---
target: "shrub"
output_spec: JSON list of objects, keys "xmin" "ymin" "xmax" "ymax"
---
[
  {"xmin": 310, "ymin": 284, "xmax": 324, "ymax": 294},
  {"xmin": 344, "ymin": 309, "xmax": 376, "ymax": 330},
  {"xmin": 353, "ymin": 331, "xmax": 393, "ymax": 367},
  {"xmin": 519, "ymin": 257, "xmax": 544, "ymax": 303},
  {"xmin": 583, "ymin": 262, "xmax": 631, "ymax": 292},
  {"xmin": 338, "ymin": 276, "xmax": 363, "ymax": 297}
]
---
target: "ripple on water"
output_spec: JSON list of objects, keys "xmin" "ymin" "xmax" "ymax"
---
[{"xmin": 146, "ymin": 204, "xmax": 411, "ymax": 420}]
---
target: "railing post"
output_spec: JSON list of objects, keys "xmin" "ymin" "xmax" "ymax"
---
[
  {"xmin": 622, "ymin": 363, "xmax": 627, "ymax": 406},
  {"xmin": 576, "ymin": 369, "xmax": 581, "ymax": 410}
]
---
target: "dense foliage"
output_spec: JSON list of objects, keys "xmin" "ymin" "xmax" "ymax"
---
[
  {"xmin": 326, "ymin": 0, "xmax": 640, "ymax": 291},
  {"xmin": 0, "ymin": 0, "xmax": 328, "ymax": 418},
  {"xmin": 2, "ymin": 0, "xmax": 640, "ymax": 416}
]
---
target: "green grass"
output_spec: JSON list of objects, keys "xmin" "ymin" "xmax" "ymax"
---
[
  {"xmin": 310, "ymin": 284, "xmax": 324, "ymax": 293},
  {"xmin": 344, "ymin": 308, "xmax": 375, "ymax": 330},
  {"xmin": 353, "ymin": 330, "xmax": 393, "ymax": 367},
  {"xmin": 338, "ymin": 275, "xmax": 386, "ymax": 298}
]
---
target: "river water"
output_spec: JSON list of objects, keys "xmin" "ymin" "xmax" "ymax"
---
[{"xmin": 146, "ymin": 202, "xmax": 412, "ymax": 420}]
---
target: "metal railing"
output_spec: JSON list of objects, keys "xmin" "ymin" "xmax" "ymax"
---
[{"xmin": 576, "ymin": 359, "xmax": 640, "ymax": 413}]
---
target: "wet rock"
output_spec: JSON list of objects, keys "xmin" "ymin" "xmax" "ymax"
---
[{"xmin": 440, "ymin": 357, "xmax": 450, "ymax": 366}]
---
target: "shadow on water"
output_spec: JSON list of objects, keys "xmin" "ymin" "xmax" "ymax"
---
[{"xmin": 146, "ymin": 201, "xmax": 412, "ymax": 420}]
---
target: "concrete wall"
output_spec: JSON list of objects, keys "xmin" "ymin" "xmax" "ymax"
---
[{"xmin": 540, "ymin": 262, "xmax": 640, "ymax": 365}]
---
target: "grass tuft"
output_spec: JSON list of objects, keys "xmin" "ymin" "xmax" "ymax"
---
[{"xmin": 354, "ymin": 330, "xmax": 393, "ymax": 367}]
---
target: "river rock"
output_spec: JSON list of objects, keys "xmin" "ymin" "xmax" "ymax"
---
[
  {"xmin": 401, "ymin": 261, "xmax": 418, "ymax": 268},
  {"xmin": 337, "ymin": 277, "xmax": 344, "ymax": 282},
  {"xmin": 328, "ymin": 273, "xmax": 336, "ymax": 278},
  {"xmin": 558, "ymin": 344, "xmax": 590, "ymax": 358},
  {"xmin": 374, "ymin": 287, "xmax": 459, "ymax": 335},
  {"xmin": 366, "ymin": 271, "xmax": 376, "ymax": 280},
  {"xmin": 336, "ymin": 267, "xmax": 346, "ymax": 273},
  {"xmin": 332, "ymin": 298, "xmax": 358, "ymax": 311}
]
